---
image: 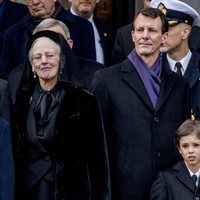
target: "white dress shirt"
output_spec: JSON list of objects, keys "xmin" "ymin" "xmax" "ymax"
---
[
  {"xmin": 167, "ymin": 50, "xmax": 192, "ymax": 76},
  {"xmin": 70, "ymin": 8, "xmax": 104, "ymax": 64}
]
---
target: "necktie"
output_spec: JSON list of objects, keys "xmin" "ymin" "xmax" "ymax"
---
[
  {"xmin": 175, "ymin": 62, "xmax": 183, "ymax": 76},
  {"xmin": 192, "ymin": 174, "xmax": 198, "ymax": 187}
]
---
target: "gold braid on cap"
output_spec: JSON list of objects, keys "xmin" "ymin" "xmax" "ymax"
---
[
  {"xmin": 157, "ymin": 3, "xmax": 167, "ymax": 15},
  {"xmin": 191, "ymin": 109, "xmax": 196, "ymax": 121}
]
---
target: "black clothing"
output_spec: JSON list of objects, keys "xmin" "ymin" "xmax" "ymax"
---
[{"xmin": 10, "ymin": 30, "xmax": 111, "ymax": 200}]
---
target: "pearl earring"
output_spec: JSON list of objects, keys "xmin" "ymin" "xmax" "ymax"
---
[{"xmin": 33, "ymin": 71, "xmax": 36, "ymax": 78}]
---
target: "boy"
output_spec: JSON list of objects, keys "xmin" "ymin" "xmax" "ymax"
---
[{"xmin": 150, "ymin": 119, "xmax": 200, "ymax": 199}]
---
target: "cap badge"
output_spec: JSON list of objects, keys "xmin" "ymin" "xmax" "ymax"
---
[{"xmin": 157, "ymin": 3, "xmax": 167, "ymax": 16}]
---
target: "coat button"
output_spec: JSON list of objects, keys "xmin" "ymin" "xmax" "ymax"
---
[
  {"xmin": 154, "ymin": 151, "xmax": 161, "ymax": 157},
  {"xmin": 44, "ymin": 155, "xmax": 50, "ymax": 161},
  {"xmin": 154, "ymin": 117, "xmax": 159, "ymax": 123}
]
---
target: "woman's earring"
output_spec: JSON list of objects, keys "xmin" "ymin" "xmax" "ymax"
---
[
  {"xmin": 60, "ymin": 66, "xmax": 63, "ymax": 74},
  {"xmin": 33, "ymin": 71, "xmax": 36, "ymax": 78}
]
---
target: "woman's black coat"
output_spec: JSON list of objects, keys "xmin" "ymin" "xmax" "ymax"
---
[{"xmin": 11, "ymin": 80, "xmax": 111, "ymax": 200}]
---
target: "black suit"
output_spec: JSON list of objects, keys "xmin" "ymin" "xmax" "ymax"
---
[
  {"xmin": 111, "ymin": 24, "xmax": 133, "ymax": 64},
  {"xmin": 68, "ymin": 9, "xmax": 115, "ymax": 66},
  {"xmin": 90, "ymin": 58, "xmax": 190, "ymax": 199},
  {"xmin": 150, "ymin": 161, "xmax": 200, "ymax": 200},
  {"xmin": 94, "ymin": 18, "xmax": 115, "ymax": 66}
]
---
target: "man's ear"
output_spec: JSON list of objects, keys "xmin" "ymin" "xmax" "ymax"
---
[
  {"xmin": 131, "ymin": 30, "xmax": 135, "ymax": 43},
  {"xmin": 161, "ymin": 32, "xmax": 168, "ymax": 44},
  {"xmin": 67, "ymin": 39, "xmax": 73, "ymax": 49},
  {"xmin": 182, "ymin": 25, "xmax": 191, "ymax": 40}
]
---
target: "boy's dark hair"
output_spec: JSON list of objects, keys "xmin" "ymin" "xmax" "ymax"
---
[
  {"xmin": 132, "ymin": 7, "xmax": 168, "ymax": 34},
  {"xmin": 175, "ymin": 119, "xmax": 200, "ymax": 147}
]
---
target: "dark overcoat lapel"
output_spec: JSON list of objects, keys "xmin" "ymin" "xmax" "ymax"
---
[
  {"xmin": 174, "ymin": 162, "xmax": 195, "ymax": 192},
  {"xmin": 121, "ymin": 59, "xmax": 154, "ymax": 111},
  {"xmin": 155, "ymin": 68, "xmax": 177, "ymax": 112},
  {"xmin": 120, "ymin": 59, "xmax": 179, "ymax": 113}
]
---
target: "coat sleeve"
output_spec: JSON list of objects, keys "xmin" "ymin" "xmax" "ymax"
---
[
  {"xmin": 0, "ymin": 118, "xmax": 14, "ymax": 200},
  {"xmin": 84, "ymin": 95, "xmax": 111, "ymax": 200},
  {"xmin": 149, "ymin": 172, "xmax": 168, "ymax": 200},
  {"xmin": 90, "ymin": 71, "xmax": 110, "ymax": 131}
]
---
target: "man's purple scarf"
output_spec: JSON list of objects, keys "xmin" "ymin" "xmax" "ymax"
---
[{"xmin": 128, "ymin": 49, "xmax": 162, "ymax": 108}]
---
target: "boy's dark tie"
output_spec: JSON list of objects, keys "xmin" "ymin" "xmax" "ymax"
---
[{"xmin": 192, "ymin": 174, "xmax": 198, "ymax": 187}]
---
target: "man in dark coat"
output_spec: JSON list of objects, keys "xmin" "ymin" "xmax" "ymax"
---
[
  {"xmin": 68, "ymin": 0, "xmax": 115, "ymax": 66},
  {"xmin": 150, "ymin": 0, "xmax": 200, "ymax": 120},
  {"xmin": 0, "ymin": 117, "xmax": 14, "ymax": 200},
  {"xmin": 90, "ymin": 7, "xmax": 190, "ymax": 199},
  {"xmin": 0, "ymin": 0, "xmax": 96, "ymax": 79}
]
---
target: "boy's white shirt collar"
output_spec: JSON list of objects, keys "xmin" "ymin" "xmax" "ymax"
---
[{"xmin": 187, "ymin": 166, "xmax": 200, "ymax": 182}]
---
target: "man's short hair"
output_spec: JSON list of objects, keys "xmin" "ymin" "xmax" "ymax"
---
[{"xmin": 132, "ymin": 7, "xmax": 168, "ymax": 34}]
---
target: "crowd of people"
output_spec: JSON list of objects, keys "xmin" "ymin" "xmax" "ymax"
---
[{"xmin": 0, "ymin": 0, "xmax": 200, "ymax": 199}]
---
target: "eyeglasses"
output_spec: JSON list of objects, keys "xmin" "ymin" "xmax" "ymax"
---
[
  {"xmin": 25, "ymin": 0, "xmax": 41, "ymax": 5},
  {"xmin": 25, "ymin": 0, "xmax": 34, "ymax": 4},
  {"xmin": 31, "ymin": 52, "xmax": 59, "ymax": 65}
]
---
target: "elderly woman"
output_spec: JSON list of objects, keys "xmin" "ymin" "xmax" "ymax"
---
[{"xmin": 11, "ymin": 30, "xmax": 110, "ymax": 200}]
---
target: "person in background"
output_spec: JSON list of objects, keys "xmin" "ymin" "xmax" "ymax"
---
[
  {"xmin": 150, "ymin": 119, "xmax": 200, "ymax": 200},
  {"xmin": 0, "ymin": 0, "xmax": 96, "ymax": 79},
  {"xmin": 150, "ymin": 0, "xmax": 200, "ymax": 120},
  {"xmin": 0, "ymin": 0, "xmax": 28, "ymax": 57},
  {"xmin": 90, "ymin": 7, "xmax": 190, "ymax": 199},
  {"xmin": 11, "ymin": 30, "xmax": 110, "ymax": 200},
  {"xmin": 68, "ymin": 0, "xmax": 115, "ymax": 66},
  {"xmin": 0, "ymin": 117, "xmax": 14, "ymax": 200}
]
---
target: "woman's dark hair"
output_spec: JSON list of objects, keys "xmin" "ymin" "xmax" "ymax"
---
[
  {"xmin": 132, "ymin": 7, "xmax": 168, "ymax": 34},
  {"xmin": 175, "ymin": 119, "xmax": 200, "ymax": 147}
]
